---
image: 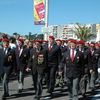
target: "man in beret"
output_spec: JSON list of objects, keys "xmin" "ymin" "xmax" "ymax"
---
[
  {"xmin": 45, "ymin": 36, "xmax": 62, "ymax": 97},
  {"xmin": 15, "ymin": 39, "xmax": 29, "ymax": 93},
  {"xmin": 55, "ymin": 39, "xmax": 68, "ymax": 88},
  {"xmin": 77, "ymin": 40, "xmax": 91, "ymax": 97},
  {"xmin": 59, "ymin": 39, "xmax": 84, "ymax": 100},
  {"xmin": 89, "ymin": 42, "xmax": 100, "ymax": 91},
  {"xmin": 1, "ymin": 38, "xmax": 15, "ymax": 99},
  {"xmin": 97, "ymin": 55, "xmax": 100, "ymax": 86},
  {"xmin": 26, "ymin": 40, "xmax": 48, "ymax": 99}
]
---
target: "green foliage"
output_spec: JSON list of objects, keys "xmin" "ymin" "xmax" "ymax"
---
[
  {"xmin": 74, "ymin": 23, "xmax": 95, "ymax": 41},
  {"xmin": 25, "ymin": 33, "xmax": 44, "ymax": 40}
]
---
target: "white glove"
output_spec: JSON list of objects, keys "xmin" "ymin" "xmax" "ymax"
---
[{"xmin": 98, "ymin": 68, "xmax": 100, "ymax": 73}]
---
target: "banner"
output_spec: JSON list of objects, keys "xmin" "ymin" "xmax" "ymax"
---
[{"xmin": 34, "ymin": 0, "xmax": 45, "ymax": 25}]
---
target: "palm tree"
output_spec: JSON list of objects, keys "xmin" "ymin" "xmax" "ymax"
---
[{"xmin": 74, "ymin": 23, "xmax": 96, "ymax": 41}]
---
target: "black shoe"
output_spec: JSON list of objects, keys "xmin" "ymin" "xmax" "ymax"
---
[
  {"xmin": 3, "ymin": 93, "xmax": 9, "ymax": 97},
  {"xmin": 90, "ymin": 87, "xmax": 96, "ymax": 91},
  {"xmin": 91, "ymin": 88, "xmax": 95, "ymax": 91},
  {"xmin": 34, "ymin": 95, "xmax": 40, "ymax": 100},
  {"xmin": 18, "ymin": 89, "xmax": 22, "ymax": 93},
  {"xmin": 2, "ymin": 93, "xmax": 9, "ymax": 99},
  {"xmin": 50, "ymin": 92, "xmax": 54, "ymax": 98},
  {"xmin": 82, "ymin": 93, "xmax": 86, "ymax": 98},
  {"xmin": 34, "ymin": 95, "xmax": 37, "ymax": 99}
]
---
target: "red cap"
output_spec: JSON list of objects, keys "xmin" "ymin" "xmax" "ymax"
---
[
  {"xmin": 95, "ymin": 43, "xmax": 100, "ymax": 47},
  {"xmin": 56, "ymin": 39, "xmax": 62, "ymax": 43},
  {"xmin": 69, "ymin": 39, "xmax": 77, "ymax": 44},
  {"xmin": 78, "ymin": 40, "xmax": 85, "ymax": 45},
  {"xmin": 0, "ymin": 38, "xmax": 2, "ymax": 42},
  {"xmin": 43, "ymin": 40, "xmax": 48, "ymax": 43},
  {"xmin": 49, "ymin": 36, "xmax": 55, "ymax": 40},
  {"xmin": 2, "ymin": 38, "xmax": 9, "ymax": 42},
  {"xmin": 34, "ymin": 40, "xmax": 43, "ymax": 44}
]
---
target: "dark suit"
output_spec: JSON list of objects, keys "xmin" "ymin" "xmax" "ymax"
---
[
  {"xmin": 1, "ymin": 47, "xmax": 15, "ymax": 95},
  {"xmin": 89, "ymin": 49, "xmax": 100, "ymax": 70},
  {"xmin": 0, "ymin": 46, "xmax": 4, "ymax": 82},
  {"xmin": 60, "ymin": 49, "xmax": 84, "ymax": 100},
  {"xmin": 89, "ymin": 48, "xmax": 100, "ymax": 89},
  {"xmin": 46, "ymin": 43, "xmax": 61, "ymax": 93},
  {"xmin": 97, "ymin": 57, "xmax": 100, "ymax": 84},
  {"xmin": 28, "ymin": 46, "xmax": 48, "ymax": 97},
  {"xmin": 15, "ymin": 46, "xmax": 29, "ymax": 90},
  {"xmin": 77, "ymin": 47, "xmax": 91, "ymax": 96}
]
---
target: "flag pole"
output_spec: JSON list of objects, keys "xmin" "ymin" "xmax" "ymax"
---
[{"xmin": 44, "ymin": 0, "xmax": 49, "ymax": 40}]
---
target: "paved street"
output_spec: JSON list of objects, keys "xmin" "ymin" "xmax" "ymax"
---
[{"xmin": 0, "ymin": 76, "xmax": 100, "ymax": 100}]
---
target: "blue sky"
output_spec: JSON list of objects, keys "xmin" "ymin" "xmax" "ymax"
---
[{"xmin": 0, "ymin": 0, "xmax": 100, "ymax": 35}]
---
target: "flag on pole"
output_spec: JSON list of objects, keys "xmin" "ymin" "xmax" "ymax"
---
[{"xmin": 34, "ymin": 0, "xmax": 45, "ymax": 25}]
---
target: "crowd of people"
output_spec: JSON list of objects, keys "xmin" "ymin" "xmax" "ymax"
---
[{"xmin": 0, "ymin": 33, "xmax": 100, "ymax": 100}]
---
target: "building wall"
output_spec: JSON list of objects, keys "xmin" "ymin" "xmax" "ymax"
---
[{"xmin": 42, "ymin": 24, "xmax": 97, "ymax": 40}]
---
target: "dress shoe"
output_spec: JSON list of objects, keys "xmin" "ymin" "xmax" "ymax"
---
[
  {"xmin": 2, "ymin": 93, "xmax": 9, "ymax": 99},
  {"xmin": 82, "ymin": 93, "xmax": 86, "ymax": 98},
  {"xmin": 18, "ymin": 89, "xmax": 22, "ymax": 93},
  {"xmin": 34, "ymin": 95, "xmax": 41, "ymax": 100}
]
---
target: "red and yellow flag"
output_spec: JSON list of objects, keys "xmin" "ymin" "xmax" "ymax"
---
[{"xmin": 34, "ymin": 0, "xmax": 45, "ymax": 25}]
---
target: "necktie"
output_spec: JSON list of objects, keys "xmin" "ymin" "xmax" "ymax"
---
[
  {"xmin": 71, "ymin": 49, "xmax": 74, "ymax": 62},
  {"xmin": 49, "ymin": 45, "xmax": 52, "ymax": 51}
]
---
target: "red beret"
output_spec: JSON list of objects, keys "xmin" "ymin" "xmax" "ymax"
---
[
  {"xmin": 49, "ymin": 36, "xmax": 55, "ymax": 40},
  {"xmin": 69, "ymin": 39, "xmax": 77, "ymax": 44},
  {"xmin": 95, "ymin": 43, "xmax": 100, "ymax": 47},
  {"xmin": 2, "ymin": 38, "xmax": 9, "ymax": 42},
  {"xmin": 56, "ymin": 39, "xmax": 62, "ymax": 43},
  {"xmin": 34, "ymin": 40, "xmax": 43, "ymax": 44},
  {"xmin": 43, "ymin": 40, "xmax": 48, "ymax": 43},
  {"xmin": 67, "ymin": 39, "xmax": 74, "ymax": 42},
  {"xmin": 78, "ymin": 40, "xmax": 85, "ymax": 45},
  {"xmin": 0, "ymin": 38, "xmax": 2, "ymax": 42}
]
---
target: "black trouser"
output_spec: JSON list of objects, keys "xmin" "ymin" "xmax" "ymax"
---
[
  {"xmin": 3, "ymin": 66, "xmax": 12, "ymax": 94},
  {"xmin": 47, "ymin": 65, "xmax": 57, "ymax": 92},
  {"xmin": 32, "ymin": 72, "xmax": 38, "ymax": 93},
  {"xmin": 0, "ymin": 66, "xmax": 4, "ymax": 83},
  {"xmin": 18, "ymin": 66, "xmax": 25, "ymax": 90},
  {"xmin": 36, "ymin": 73, "xmax": 44, "ymax": 97}
]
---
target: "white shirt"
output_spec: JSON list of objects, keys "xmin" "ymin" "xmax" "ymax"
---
[
  {"xmin": 4, "ymin": 48, "xmax": 8, "ymax": 55},
  {"xmin": 9, "ymin": 43, "xmax": 16, "ymax": 49},
  {"xmin": 19, "ymin": 48, "xmax": 23, "ymax": 57}
]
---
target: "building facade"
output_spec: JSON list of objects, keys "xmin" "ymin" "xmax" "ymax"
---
[{"xmin": 42, "ymin": 24, "xmax": 98, "ymax": 41}]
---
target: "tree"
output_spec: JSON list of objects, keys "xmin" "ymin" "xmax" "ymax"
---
[
  {"xmin": 74, "ymin": 23, "xmax": 96, "ymax": 41},
  {"xmin": 25, "ymin": 33, "xmax": 44, "ymax": 40},
  {"xmin": 36, "ymin": 34, "xmax": 44, "ymax": 40}
]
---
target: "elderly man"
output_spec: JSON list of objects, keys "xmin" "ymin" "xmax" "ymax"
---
[{"xmin": 59, "ymin": 39, "xmax": 84, "ymax": 100}]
